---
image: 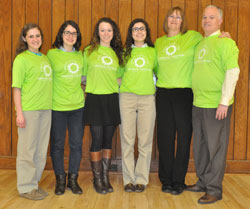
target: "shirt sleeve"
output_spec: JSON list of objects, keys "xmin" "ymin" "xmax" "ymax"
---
[
  {"xmin": 12, "ymin": 56, "xmax": 25, "ymax": 88},
  {"xmin": 82, "ymin": 48, "xmax": 88, "ymax": 76},
  {"xmin": 77, "ymin": 50, "xmax": 84, "ymax": 76},
  {"xmin": 186, "ymin": 30, "xmax": 203, "ymax": 47},
  {"xmin": 221, "ymin": 39, "xmax": 239, "ymax": 71},
  {"xmin": 153, "ymin": 48, "xmax": 158, "ymax": 75},
  {"xmin": 219, "ymin": 39, "xmax": 240, "ymax": 105},
  {"xmin": 220, "ymin": 68, "xmax": 240, "ymax": 106},
  {"xmin": 154, "ymin": 41, "xmax": 159, "ymax": 77}
]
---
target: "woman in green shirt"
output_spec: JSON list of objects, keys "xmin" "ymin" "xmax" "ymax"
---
[
  {"xmin": 83, "ymin": 17, "xmax": 123, "ymax": 194},
  {"xmin": 12, "ymin": 23, "xmax": 52, "ymax": 200},
  {"xmin": 119, "ymin": 19, "xmax": 157, "ymax": 193},
  {"xmin": 47, "ymin": 20, "xmax": 84, "ymax": 195},
  {"xmin": 155, "ymin": 7, "xmax": 202, "ymax": 195}
]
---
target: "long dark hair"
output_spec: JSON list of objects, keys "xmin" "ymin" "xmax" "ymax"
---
[
  {"xmin": 88, "ymin": 17, "xmax": 123, "ymax": 65},
  {"xmin": 15, "ymin": 23, "xmax": 43, "ymax": 57},
  {"xmin": 53, "ymin": 20, "xmax": 82, "ymax": 51},
  {"xmin": 124, "ymin": 18, "xmax": 154, "ymax": 65}
]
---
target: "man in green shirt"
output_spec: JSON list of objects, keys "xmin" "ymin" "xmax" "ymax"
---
[{"xmin": 187, "ymin": 5, "xmax": 240, "ymax": 204}]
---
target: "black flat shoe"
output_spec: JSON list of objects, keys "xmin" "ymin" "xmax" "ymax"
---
[
  {"xmin": 161, "ymin": 184, "xmax": 173, "ymax": 193},
  {"xmin": 171, "ymin": 185, "xmax": 185, "ymax": 195}
]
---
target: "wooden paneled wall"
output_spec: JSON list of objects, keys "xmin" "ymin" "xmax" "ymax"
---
[{"xmin": 0, "ymin": 0, "xmax": 249, "ymax": 173}]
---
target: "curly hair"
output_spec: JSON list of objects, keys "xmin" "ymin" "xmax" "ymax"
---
[
  {"xmin": 88, "ymin": 17, "xmax": 123, "ymax": 65},
  {"xmin": 163, "ymin": 7, "xmax": 187, "ymax": 35},
  {"xmin": 53, "ymin": 20, "xmax": 82, "ymax": 51},
  {"xmin": 124, "ymin": 18, "xmax": 154, "ymax": 65},
  {"xmin": 15, "ymin": 23, "xmax": 43, "ymax": 57}
]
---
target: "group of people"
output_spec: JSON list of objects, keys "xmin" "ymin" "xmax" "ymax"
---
[{"xmin": 12, "ymin": 4, "xmax": 239, "ymax": 205}]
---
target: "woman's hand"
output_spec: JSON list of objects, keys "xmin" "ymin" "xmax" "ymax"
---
[
  {"xmin": 219, "ymin": 31, "xmax": 231, "ymax": 39},
  {"xmin": 16, "ymin": 113, "xmax": 25, "ymax": 128},
  {"xmin": 117, "ymin": 78, "xmax": 122, "ymax": 86}
]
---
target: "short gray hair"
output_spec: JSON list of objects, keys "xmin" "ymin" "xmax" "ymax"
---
[{"xmin": 205, "ymin": 5, "xmax": 223, "ymax": 19}]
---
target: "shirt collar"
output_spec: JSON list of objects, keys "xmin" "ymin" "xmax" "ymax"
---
[
  {"xmin": 131, "ymin": 43, "xmax": 148, "ymax": 48},
  {"xmin": 28, "ymin": 50, "xmax": 42, "ymax": 56},
  {"xmin": 59, "ymin": 46, "xmax": 75, "ymax": 52},
  {"xmin": 206, "ymin": 30, "xmax": 221, "ymax": 37}
]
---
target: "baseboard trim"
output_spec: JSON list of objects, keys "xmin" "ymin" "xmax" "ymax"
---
[{"xmin": 0, "ymin": 157, "xmax": 249, "ymax": 173}]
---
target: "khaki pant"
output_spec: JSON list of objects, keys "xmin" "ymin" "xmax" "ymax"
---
[
  {"xmin": 16, "ymin": 110, "xmax": 51, "ymax": 194},
  {"xmin": 120, "ymin": 93, "xmax": 156, "ymax": 185}
]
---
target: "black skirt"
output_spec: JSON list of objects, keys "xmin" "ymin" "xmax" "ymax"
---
[{"xmin": 84, "ymin": 93, "xmax": 121, "ymax": 125}]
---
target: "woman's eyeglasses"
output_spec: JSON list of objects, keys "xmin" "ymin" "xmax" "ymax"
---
[
  {"xmin": 63, "ymin": 31, "xmax": 78, "ymax": 37},
  {"xmin": 132, "ymin": 27, "xmax": 146, "ymax": 33}
]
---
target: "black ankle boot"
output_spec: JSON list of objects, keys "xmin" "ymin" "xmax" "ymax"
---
[
  {"xmin": 102, "ymin": 158, "xmax": 113, "ymax": 193},
  {"xmin": 67, "ymin": 173, "xmax": 83, "ymax": 194},
  {"xmin": 90, "ymin": 160, "xmax": 107, "ymax": 194},
  {"xmin": 55, "ymin": 173, "xmax": 66, "ymax": 195}
]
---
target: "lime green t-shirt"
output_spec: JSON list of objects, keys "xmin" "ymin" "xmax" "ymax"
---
[
  {"xmin": 83, "ymin": 45, "xmax": 120, "ymax": 94},
  {"xmin": 155, "ymin": 30, "xmax": 202, "ymax": 88},
  {"xmin": 47, "ymin": 48, "xmax": 84, "ymax": 111},
  {"xmin": 12, "ymin": 50, "xmax": 52, "ymax": 111},
  {"xmin": 120, "ymin": 46, "xmax": 157, "ymax": 95},
  {"xmin": 192, "ymin": 34, "xmax": 239, "ymax": 108}
]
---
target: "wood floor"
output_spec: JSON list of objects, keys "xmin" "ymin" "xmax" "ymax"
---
[{"xmin": 0, "ymin": 170, "xmax": 249, "ymax": 209}]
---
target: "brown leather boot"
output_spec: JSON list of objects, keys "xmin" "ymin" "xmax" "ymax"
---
[
  {"xmin": 102, "ymin": 149, "xmax": 113, "ymax": 193},
  {"xmin": 102, "ymin": 158, "xmax": 114, "ymax": 193},
  {"xmin": 90, "ymin": 152, "xmax": 107, "ymax": 194}
]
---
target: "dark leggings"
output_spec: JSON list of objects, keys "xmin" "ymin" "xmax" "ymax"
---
[{"xmin": 90, "ymin": 125, "xmax": 116, "ymax": 152}]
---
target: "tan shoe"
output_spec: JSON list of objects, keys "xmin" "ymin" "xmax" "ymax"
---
[
  {"xmin": 20, "ymin": 189, "xmax": 45, "ymax": 200},
  {"xmin": 198, "ymin": 193, "xmax": 222, "ymax": 204},
  {"xmin": 124, "ymin": 183, "xmax": 135, "ymax": 192},
  {"xmin": 38, "ymin": 187, "xmax": 48, "ymax": 197}
]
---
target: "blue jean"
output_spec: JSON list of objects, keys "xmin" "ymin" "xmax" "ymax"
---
[{"xmin": 50, "ymin": 107, "xmax": 84, "ymax": 175}]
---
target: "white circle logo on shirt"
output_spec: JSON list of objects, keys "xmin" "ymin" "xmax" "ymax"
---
[
  {"xmin": 199, "ymin": 48, "xmax": 206, "ymax": 59},
  {"xmin": 43, "ymin": 65, "xmax": 52, "ymax": 77},
  {"xmin": 166, "ymin": 45, "xmax": 177, "ymax": 56},
  {"xmin": 134, "ymin": 57, "xmax": 145, "ymax": 68},
  {"xmin": 102, "ymin": 56, "xmax": 113, "ymax": 65},
  {"xmin": 67, "ymin": 63, "xmax": 79, "ymax": 74}
]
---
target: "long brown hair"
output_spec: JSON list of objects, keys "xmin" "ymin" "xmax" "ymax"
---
[
  {"xmin": 15, "ymin": 23, "xmax": 43, "ymax": 57},
  {"xmin": 123, "ymin": 19, "xmax": 154, "ymax": 65},
  {"xmin": 163, "ymin": 7, "xmax": 187, "ymax": 35},
  {"xmin": 88, "ymin": 17, "xmax": 124, "ymax": 65}
]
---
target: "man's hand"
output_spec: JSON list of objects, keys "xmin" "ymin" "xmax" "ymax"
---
[{"xmin": 216, "ymin": 104, "xmax": 229, "ymax": 120}]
